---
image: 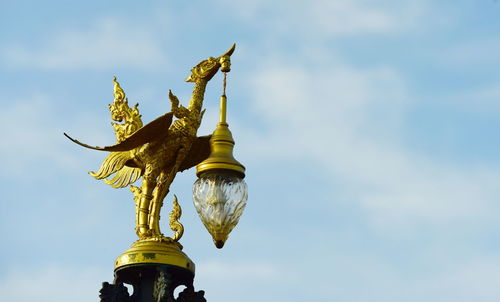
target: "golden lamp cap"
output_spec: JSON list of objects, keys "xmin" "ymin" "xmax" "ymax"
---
[
  {"xmin": 196, "ymin": 122, "xmax": 245, "ymax": 178},
  {"xmin": 196, "ymin": 95, "xmax": 245, "ymax": 178}
]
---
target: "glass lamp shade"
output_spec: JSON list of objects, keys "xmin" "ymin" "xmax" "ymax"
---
[{"xmin": 192, "ymin": 172, "xmax": 248, "ymax": 248}]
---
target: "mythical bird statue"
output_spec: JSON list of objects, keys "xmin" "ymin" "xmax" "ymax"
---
[{"xmin": 65, "ymin": 44, "xmax": 235, "ymax": 242}]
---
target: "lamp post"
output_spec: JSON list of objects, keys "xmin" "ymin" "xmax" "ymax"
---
[{"xmin": 65, "ymin": 45, "xmax": 247, "ymax": 302}]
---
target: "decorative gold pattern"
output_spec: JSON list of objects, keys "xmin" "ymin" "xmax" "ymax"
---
[
  {"xmin": 109, "ymin": 77, "xmax": 143, "ymax": 143},
  {"xmin": 114, "ymin": 240, "xmax": 195, "ymax": 272},
  {"xmin": 65, "ymin": 45, "xmax": 236, "ymax": 247},
  {"xmin": 88, "ymin": 77, "xmax": 144, "ymax": 189},
  {"xmin": 169, "ymin": 195, "xmax": 184, "ymax": 242},
  {"xmin": 153, "ymin": 271, "xmax": 167, "ymax": 302}
]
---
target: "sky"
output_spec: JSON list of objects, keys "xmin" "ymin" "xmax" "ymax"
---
[{"xmin": 1, "ymin": 1, "xmax": 500, "ymax": 301}]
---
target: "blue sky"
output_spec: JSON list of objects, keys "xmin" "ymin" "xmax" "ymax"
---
[{"xmin": 1, "ymin": 1, "xmax": 500, "ymax": 301}]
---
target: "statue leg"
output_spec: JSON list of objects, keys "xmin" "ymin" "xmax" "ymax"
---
[
  {"xmin": 130, "ymin": 186, "xmax": 142, "ymax": 237},
  {"xmin": 147, "ymin": 145, "xmax": 189, "ymax": 240},
  {"xmin": 148, "ymin": 171, "xmax": 170, "ymax": 238},
  {"xmin": 137, "ymin": 168, "xmax": 157, "ymax": 237}
]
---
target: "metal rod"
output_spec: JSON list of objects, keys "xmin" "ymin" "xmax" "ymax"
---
[
  {"xmin": 220, "ymin": 72, "xmax": 227, "ymax": 124},
  {"xmin": 219, "ymin": 95, "xmax": 227, "ymax": 124},
  {"xmin": 223, "ymin": 72, "xmax": 227, "ymax": 96}
]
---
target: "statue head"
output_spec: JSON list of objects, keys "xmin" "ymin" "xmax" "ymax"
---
[{"xmin": 185, "ymin": 44, "xmax": 236, "ymax": 83}]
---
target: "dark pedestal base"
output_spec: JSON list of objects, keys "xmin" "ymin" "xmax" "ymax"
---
[{"xmin": 99, "ymin": 264, "xmax": 206, "ymax": 302}]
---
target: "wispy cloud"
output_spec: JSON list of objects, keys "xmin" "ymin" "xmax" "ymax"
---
[
  {"xmin": 197, "ymin": 260, "xmax": 281, "ymax": 281},
  {"xmin": 1, "ymin": 2, "xmax": 499, "ymax": 302},
  {"xmin": 308, "ymin": 250, "xmax": 500, "ymax": 302},
  {"xmin": 195, "ymin": 260, "xmax": 293, "ymax": 301},
  {"xmin": 433, "ymin": 256, "xmax": 500, "ymax": 301},
  {"xmin": 0, "ymin": 94, "xmax": 112, "ymax": 177},
  {"xmin": 443, "ymin": 37, "xmax": 500, "ymax": 66},
  {"xmin": 239, "ymin": 57, "xmax": 500, "ymax": 231},
  {"xmin": 0, "ymin": 265, "xmax": 111, "ymax": 302},
  {"xmin": 216, "ymin": 0, "xmax": 427, "ymax": 37},
  {"xmin": 308, "ymin": 1, "xmax": 416, "ymax": 36},
  {"xmin": 434, "ymin": 83, "xmax": 500, "ymax": 114},
  {"xmin": 2, "ymin": 17, "xmax": 168, "ymax": 70}
]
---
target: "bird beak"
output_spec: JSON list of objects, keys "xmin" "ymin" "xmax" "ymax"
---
[
  {"xmin": 219, "ymin": 44, "xmax": 236, "ymax": 72},
  {"xmin": 221, "ymin": 43, "xmax": 236, "ymax": 57}
]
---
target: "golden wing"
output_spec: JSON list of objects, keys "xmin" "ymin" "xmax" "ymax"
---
[
  {"xmin": 64, "ymin": 112, "xmax": 173, "ymax": 152},
  {"xmin": 88, "ymin": 151, "xmax": 142, "ymax": 188},
  {"xmin": 104, "ymin": 165, "xmax": 142, "ymax": 188},
  {"xmin": 178, "ymin": 135, "xmax": 212, "ymax": 172},
  {"xmin": 89, "ymin": 151, "xmax": 131, "ymax": 179}
]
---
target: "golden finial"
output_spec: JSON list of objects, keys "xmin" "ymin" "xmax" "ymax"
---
[
  {"xmin": 169, "ymin": 195, "xmax": 184, "ymax": 242},
  {"xmin": 113, "ymin": 76, "xmax": 125, "ymax": 103}
]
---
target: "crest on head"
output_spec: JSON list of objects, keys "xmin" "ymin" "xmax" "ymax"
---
[{"xmin": 108, "ymin": 77, "xmax": 143, "ymax": 142}]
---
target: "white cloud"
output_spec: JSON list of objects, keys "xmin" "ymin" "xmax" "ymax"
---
[
  {"xmin": 216, "ymin": 0, "xmax": 427, "ymax": 37},
  {"xmin": 0, "ymin": 94, "xmax": 112, "ymax": 177},
  {"xmin": 443, "ymin": 37, "xmax": 500, "ymax": 66},
  {"xmin": 309, "ymin": 1, "xmax": 397, "ymax": 36},
  {"xmin": 0, "ymin": 265, "xmax": 112, "ymax": 302},
  {"xmin": 433, "ymin": 256, "xmax": 500, "ymax": 302},
  {"xmin": 239, "ymin": 57, "xmax": 500, "ymax": 231},
  {"xmin": 308, "ymin": 250, "xmax": 500, "ymax": 302},
  {"xmin": 197, "ymin": 260, "xmax": 281, "ymax": 281},
  {"xmin": 193, "ymin": 250, "xmax": 500, "ymax": 302},
  {"xmin": 3, "ymin": 17, "xmax": 168, "ymax": 70},
  {"xmin": 194, "ymin": 260, "xmax": 294, "ymax": 302},
  {"xmin": 435, "ymin": 83, "xmax": 500, "ymax": 114}
]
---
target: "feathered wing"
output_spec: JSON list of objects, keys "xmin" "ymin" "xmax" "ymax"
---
[
  {"xmin": 64, "ymin": 112, "xmax": 173, "ymax": 152},
  {"xmin": 104, "ymin": 165, "xmax": 142, "ymax": 188},
  {"xmin": 89, "ymin": 151, "xmax": 131, "ymax": 179},
  {"xmin": 66, "ymin": 112, "xmax": 174, "ymax": 190},
  {"xmin": 179, "ymin": 135, "xmax": 212, "ymax": 172},
  {"xmin": 69, "ymin": 113, "xmax": 208, "ymax": 187},
  {"xmin": 89, "ymin": 151, "xmax": 142, "ymax": 188}
]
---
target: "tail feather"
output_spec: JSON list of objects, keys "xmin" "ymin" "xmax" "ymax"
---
[
  {"xmin": 89, "ymin": 151, "xmax": 131, "ymax": 179},
  {"xmin": 104, "ymin": 165, "xmax": 142, "ymax": 188}
]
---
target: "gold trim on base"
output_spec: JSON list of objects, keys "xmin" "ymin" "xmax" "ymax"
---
[{"xmin": 114, "ymin": 240, "xmax": 195, "ymax": 273}]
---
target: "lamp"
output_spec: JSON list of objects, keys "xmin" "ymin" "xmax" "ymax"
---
[{"xmin": 193, "ymin": 74, "xmax": 248, "ymax": 248}]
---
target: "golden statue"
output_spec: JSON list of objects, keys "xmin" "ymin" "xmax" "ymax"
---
[
  {"xmin": 65, "ymin": 44, "xmax": 236, "ymax": 244},
  {"xmin": 67, "ymin": 45, "xmax": 249, "ymax": 302}
]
